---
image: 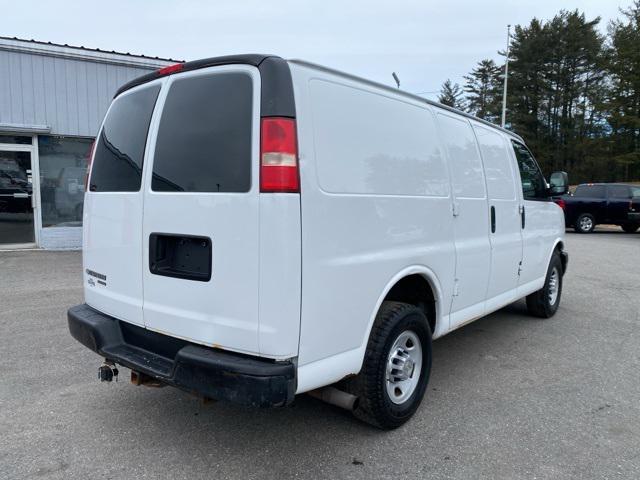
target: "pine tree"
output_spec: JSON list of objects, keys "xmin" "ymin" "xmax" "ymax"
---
[
  {"xmin": 464, "ymin": 59, "xmax": 502, "ymax": 123},
  {"xmin": 504, "ymin": 19, "xmax": 549, "ymax": 160},
  {"xmin": 501, "ymin": 11, "xmax": 605, "ymax": 179},
  {"xmin": 438, "ymin": 79, "xmax": 464, "ymax": 110},
  {"xmin": 454, "ymin": 7, "xmax": 639, "ymax": 183},
  {"xmin": 604, "ymin": 1, "xmax": 640, "ymax": 181}
]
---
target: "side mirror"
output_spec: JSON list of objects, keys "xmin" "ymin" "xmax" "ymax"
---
[{"xmin": 549, "ymin": 171, "xmax": 569, "ymax": 195}]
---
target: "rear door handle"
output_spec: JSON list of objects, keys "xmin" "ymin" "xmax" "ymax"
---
[
  {"xmin": 521, "ymin": 205, "xmax": 525, "ymax": 229},
  {"xmin": 490, "ymin": 206, "xmax": 496, "ymax": 233}
]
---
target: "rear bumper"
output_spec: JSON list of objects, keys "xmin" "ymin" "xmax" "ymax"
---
[
  {"xmin": 628, "ymin": 212, "xmax": 640, "ymax": 222},
  {"xmin": 68, "ymin": 304, "xmax": 296, "ymax": 407}
]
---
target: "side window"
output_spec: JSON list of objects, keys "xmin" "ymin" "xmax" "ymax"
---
[
  {"xmin": 632, "ymin": 186, "xmax": 640, "ymax": 197},
  {"xmin": 152, "ymin": 72, "xmax": 253, "ymax": 193},
  {"xmin": 437, "ymin": 113, "xmax": 486, "ymax": 199},
  {"xmin": 573, "ymin": 185, "xmax": 588, "ymax": 197},
  {"xmin": 90, "ymin": 85, "xmax": 161, "ymax": 192},
  {"xmin": 575, "ymin": 185, "xmax": 606, "ymax": 198},
  {"xmin": 609, "ymin": 185, "xmax": 631, "ymax": 199},
  {"xmin": 511, "ymin": 141, "xmax": 547, "ymax": 200},
  {"xmin": 474, "ymin": 126, "xmax": 515, "ymax": 200}
]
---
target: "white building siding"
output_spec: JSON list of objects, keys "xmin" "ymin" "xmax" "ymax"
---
[
  {"xmin": 0, "ymin": 48, "xmax": 164, "ymax": 137},
  {"xmin": 0, "ymin": 37, "xmax": 176, "ymax": 249}
]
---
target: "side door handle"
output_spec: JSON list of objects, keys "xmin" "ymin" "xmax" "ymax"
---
[
  {"xmin": 521, "ymin": 205, "xmax": 525, "ymax": 229},
  {"xmin": 490, "ymin": 206, "xmax": 496, "ymax": 233}
]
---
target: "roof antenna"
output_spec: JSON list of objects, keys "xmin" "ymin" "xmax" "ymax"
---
[{"xmin": 392, "ymin": 72, "xmax": 400, "ymax": 89}]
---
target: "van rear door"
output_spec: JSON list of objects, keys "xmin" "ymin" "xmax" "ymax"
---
[
  {"xmin": 141, "ymin": 66, "xmax": 262, "ymax": 355},
  {"xmin": 83, "ymin": 83, "xmax": 161, "ymax": 326}
]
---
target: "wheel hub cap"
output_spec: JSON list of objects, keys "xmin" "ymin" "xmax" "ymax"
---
[
  {"xmin": 548, "ymin": 267, "xmax": 559, "ymax": 305},
  {"xmin": 386, "ymin": 331, "xmax": 422, "ymax": 405},
  {"xmin": 580, "ymin": 217, "xmax": 593, "ymax": 230}
]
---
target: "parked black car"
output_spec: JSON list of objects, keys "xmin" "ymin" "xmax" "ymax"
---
[
  {"xmin": 556, "ymin": 183, "xmax": 640, "ymax": 233},
  {"xmin": 631, "ymin": 195, "xmax": 640, "ymax": 226}
]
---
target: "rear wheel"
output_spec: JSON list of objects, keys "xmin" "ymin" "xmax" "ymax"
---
[
  {"xmin": 349, "ymin": 301, "xmax": 432, "ymax": 429},
  {"xmin": 526, "ymin": 252, "xmax": 563, "ymax": 318},
  {"xmin": 621, "ymin": 223, "xmax": 639, "ymax": 233},
  {"xmin": 574, "ymin": 213, "xmax": 595, "ymax": 233}
]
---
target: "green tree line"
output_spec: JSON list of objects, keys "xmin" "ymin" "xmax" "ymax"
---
[{"xmin": 438, "ymin": 2, "xmax": 640, "ymax": 183}]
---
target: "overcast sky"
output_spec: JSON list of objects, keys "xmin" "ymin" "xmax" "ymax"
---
[{"xmin": 3, "ymin": 0, "xmax": 630, "ymax": 99}]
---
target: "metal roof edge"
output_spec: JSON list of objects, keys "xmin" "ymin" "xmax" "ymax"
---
[
  {"xmin": 0, "ymin": 36, "xmax": 180, "ymax": 69},
  {"xmin": 0, "ymin": 123, "xmax": 51, "ymax": 134}
]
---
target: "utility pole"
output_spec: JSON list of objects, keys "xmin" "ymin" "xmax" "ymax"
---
[
  {"xmin": 501, "ymin": 24, "xmax": 511, "ymax": 128},
  {"xmin": 392, "ymin": 72, "xmax": 400, "ymax": 89}
]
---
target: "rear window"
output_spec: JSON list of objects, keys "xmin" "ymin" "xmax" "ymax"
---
[
  {"xmin": 89, "ymin": 85, "xmax": 160, "ymax": 192},
  {"xmin": 609, "ymin": 185, "xmax": 631, "ymax": 198},
  {"xmin": 151, "ymin": 72, "xmax": 253, "ymax": 193},
  {"xmin": 574, "ymin": 185, "xmax": 606, "ymax": 198}
]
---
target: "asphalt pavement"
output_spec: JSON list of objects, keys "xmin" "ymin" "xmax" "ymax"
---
[{"xmin": 1, "ymin": 228, "xmax": 639, "ymax": 479}]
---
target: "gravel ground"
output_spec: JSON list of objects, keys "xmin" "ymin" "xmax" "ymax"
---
[{"xmin": 1, "ymin": 229, "xmax": 639, "ymax": 480}]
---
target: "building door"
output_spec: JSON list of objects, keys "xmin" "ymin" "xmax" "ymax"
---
[{"xmin": 0, "ymin": 138, "xmax": 38, "ymax": 248}]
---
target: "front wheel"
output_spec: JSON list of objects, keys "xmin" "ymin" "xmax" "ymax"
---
[
  {"xmin": 349, "ymin": 301, "xmax": 432, "ymax": 429},
  {"xmin": 621, "ymin": 223, "xmax": 639, "ymax": 233},
  {"xmin": 526, "ymin": 252, "xmax": 563, "ymax": 318}
]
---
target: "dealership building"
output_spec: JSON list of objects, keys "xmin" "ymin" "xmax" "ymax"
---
[{"xmin": 0, "ymin": 37, "xmax": 177, "ymax": 249}]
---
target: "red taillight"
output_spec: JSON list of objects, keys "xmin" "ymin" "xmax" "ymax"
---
[
  {"xmin": 84, "ymin": 140, "xmax": 96, "ymax": 190},
  {"xmin": 157, "ymin": 63, "xmax": 183, "ymax": 76},
  {"xmin": 555, "ymin": 199, "xmax": 566, "ymax": 210},
  {"xmin": 260, "ymin": 117, "xmax": 299, "ymax": 193}
]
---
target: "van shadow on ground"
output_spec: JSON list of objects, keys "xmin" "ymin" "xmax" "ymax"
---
[{"xmin": 82, "ymin": 300, "xmax": 546, "ymax": 474}]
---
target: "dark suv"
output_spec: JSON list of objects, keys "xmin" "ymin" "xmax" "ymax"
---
[{"xmin": 558, "ymin": 183, "xmax": 640, "ymax": 233}]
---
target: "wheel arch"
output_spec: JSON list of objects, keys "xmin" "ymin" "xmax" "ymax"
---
[
  {"xmin": 354, "ymin": 266, "xmax": 443, "ymax": 372},
  {"xmin": 549, "ymin": 238, "xmax": 567, "ymax": 274},
  {"xmin": 296, "ymin": 266, "xmax": 444, "ymax": 395}
]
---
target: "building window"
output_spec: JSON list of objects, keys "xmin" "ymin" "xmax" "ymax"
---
[
  {"xmin": 37, "ymin": 136, "xmax": 92, "ymax": 227},
  {"xmin": 0, "ymin": 134, "xmax": 32, "ymax": 145}
]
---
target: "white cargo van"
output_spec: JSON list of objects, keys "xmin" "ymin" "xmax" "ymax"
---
[{"xmin": 68, "ymin": 55, "xmax": 569, "ymax": 429}]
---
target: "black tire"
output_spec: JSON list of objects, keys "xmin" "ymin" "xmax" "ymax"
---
[
  {"xmin": 621, "ymin": 223, "xmax": 639, "ymax": 233},
  {"xmin": 348, "ymin": 301, "xmax": 432, "ymax": 429},
  {"xmin": 526, "ymin": 252, "xmax": 563, "ymax": 318},
  {"xmin": 574, "ymin": 213, "xmax": 595, "ymax": 233}
]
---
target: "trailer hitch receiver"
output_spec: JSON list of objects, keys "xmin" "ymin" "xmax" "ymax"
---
[{"xmin": 98, "ymin": 360, "xmax": 119, "ymax": 382}]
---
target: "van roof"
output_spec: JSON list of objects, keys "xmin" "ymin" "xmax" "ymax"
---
[
  {"xmin": 115, "ymin": 54, "xmax": 296, "ymax": 119},
  {"xmin": 115, "ymin": 53, "xmax": 523, "ymax": 143},
  {"xmin": 578, "ymin": 183, "xmax": 635, "ymax": 187},
  {"xmin": 289, "ymin": 59, "xmax": 524, "ymax": 143},
  {"xmin": 114, "ymin": 54, "xmax": 273, "ymax": 97}
]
